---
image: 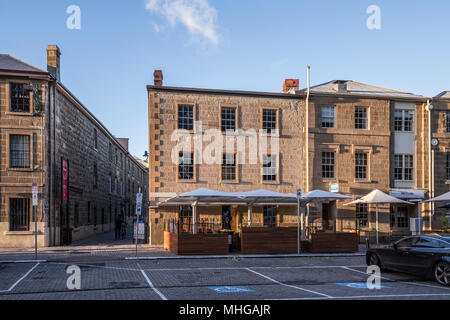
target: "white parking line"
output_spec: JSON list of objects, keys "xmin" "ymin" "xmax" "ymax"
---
[
  {"xmin": 140, "ymin": 270, "xmax": 168, "ymax": 301},
  {"xmin": 271, "ymin": 293, "xmax": 450, "ymax": 300},
  {"xmin": 0, "ymin": 263, "xmax": 40, "ymax": 293},
  {"xmin": 142, "ymin": 265, "xmax": 367, "ymax": 272},
  {"xmin": 245, "ymin": 267, "xmax": 333, "ymax": 299}
]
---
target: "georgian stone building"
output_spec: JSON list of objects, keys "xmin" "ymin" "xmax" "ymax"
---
[
  {"xmin": 0, "ymin": 46, "xmax": 148, "ymax": 247},
  {"xmin": 148, "ymin": 73, "xmax": 449, "ymax": 244}
]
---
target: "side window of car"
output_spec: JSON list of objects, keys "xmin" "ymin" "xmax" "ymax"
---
[
  {"xmin": 414, "ymin": 238, "xmax": 446, "ymax": 248},
  {"xmin": 396, "ymin": 237, "xmax": 419, "ymax": 248}
]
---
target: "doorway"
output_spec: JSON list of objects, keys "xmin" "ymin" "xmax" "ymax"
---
[{"xmin": 222, "ymin": 206, "xmax": 232, "ymax": 230}]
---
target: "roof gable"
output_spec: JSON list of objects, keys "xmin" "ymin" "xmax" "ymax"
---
[{"xmin": 0, "ymin": 54, "xmax": 48, "ymax": 74}]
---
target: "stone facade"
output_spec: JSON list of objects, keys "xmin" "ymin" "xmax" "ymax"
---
[
  {"xmin": 147, "ymin": 81, "xmax": 450, "ymax": 245},
  {"xmin": 0, "ymin": 47, "xmax": 148, "ymax": 248}
]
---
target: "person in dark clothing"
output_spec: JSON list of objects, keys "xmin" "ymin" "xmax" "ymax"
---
[
  {"xmin": 115, "ymin": 216, "xmax": 122, "ymax": 240},
  {"xmin": 121, "ymin": 218, "xmax": 127, "ymax": 240}
]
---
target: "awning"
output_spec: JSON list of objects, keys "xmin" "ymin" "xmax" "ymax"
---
[
  {"xmin": 300, "ymin": 190, "xmax": 353, "ymax": 203},
  {"xmin": 390, "ymin": 189, "xmax": 425, "ymax": 201},
  {"xmin": 345, "ymin": 189, "xmax": 414, "ymax": 206},
  {"xmin": 426, "ymin": 191, "xmax": 450, "ymax": 203}
]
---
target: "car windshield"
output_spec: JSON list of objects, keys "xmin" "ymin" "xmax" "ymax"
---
[{"xmin": 414, "ymin": 237, "xmax": 448, "ymax": 249}]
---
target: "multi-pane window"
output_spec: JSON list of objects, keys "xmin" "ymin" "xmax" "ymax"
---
[
  {"xmin": 447, "ymin": 154, "xmax": 450, "ymax": 181},
  {"xmin": 9, "ymin": 135, "xmax": 30, "ymax": 168},
  {"xmin": 178, "ymin": 152, "xmax": 194, "ymax": 180},
  {"xmin": 9, "ymin": 198, "xmax": 30, "ymax": 231},
  {"xmin": 390, "ymin": 206, "xmax": 395, "ymax": 228},
  {"xmin": 10, "ymin": 84, "xmax": 30, "ymax": 113},
  {"xmin": 394, "ymin": 155, "xmax": 413, "ymax": 181},
  {"xmin": 262, "ymin": 109, "xmax": 277, "ymax": 134},
  {"xmin": 394, "ymin": 110, "xmax": 414, "ymax": 132},
  {"xmin": 321, "ymin": 152, "xmax": 335, "ymax": 179},
  {"xmin": 93, "ymin": 129, "xmax": 98, "ymax": 149},
  {"xmin": 355, "ymin": 107, "xmax": 368, "ymax": 130},
  {"xmin": 262, "ymin": 154, "xmax": 277, "ymax": 182},
  {"xmin": 221, "ymin": 107, "xmax": 236, "ymax": 132},
  {"xmin": 355, "ymin": 152, "xmax": 368, "ymax": 180},
  {"xmin": 178, "ymin": 104, "xmax": 194, "ymax": 131},
  {"xmin": 222, "ymin": 153, "xmax": 236, "ymax": 181},
  {"xmin": 321, "ymin": 106, "xmax": 335, "ymax": 128},
  {"xmin": 397, "ymin": 206, "xmax": 409, "ymax": 228},
  {"xmin": 179, "ymin": 205, "xmax": 192, "ymax": 218},
  {"xmin": 263, "ymin": 206, "xmax": 277, "ymax": 227},
  {"xmin": 356, "ymin": 203, "xmax": 368, "ymax": 227}
]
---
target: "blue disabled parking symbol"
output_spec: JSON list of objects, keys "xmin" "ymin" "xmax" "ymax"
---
[
  {"xmin": 208, "ymin": 286, "xmax": 254, "ymax": 293},
  {"xmin": 335, "ymin": 282, "xmax": 390, "ymax": 289}
]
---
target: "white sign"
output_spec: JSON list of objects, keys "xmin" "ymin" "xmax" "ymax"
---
[
  {"xmin": 136, "ymin": 193, "xmax": 143, "ymax": 216},
  {"xmin": 134, "ymin": 220, "xmax": 145, "ymax": 240},
  {"xmin": 330, "ymin": 183, "xmax": 339, "ymax": 193},
  {"xmin": 32, "ymin": 183, "xmax": 38, "ymax": 206}
]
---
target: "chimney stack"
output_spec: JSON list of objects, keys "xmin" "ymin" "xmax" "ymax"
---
[
  {"xmin": 333, "ymin": 80, "xmax": 348, "ymax": 93},
  {"xmin": 154, "ymin": 70, "xmax": 163, "ymax": 86},
  {"xmin": 283, "ymin": 79, "xmax": 299, "ymax": 93},
  {"xmin": 46, "ymin": 45, "xmax": 61, "ymax": 81}
]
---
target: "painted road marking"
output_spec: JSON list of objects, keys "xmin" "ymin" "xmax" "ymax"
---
[
  {"xmin": 245, "ymin": 267, "xmax": 333, "ymax": 299},
  {"xmin": 140, "ymin": 269, "xmax": 168, "ymax": 300},
  {"xmin": 141, "ymin": 265, "xmax": 367, "ymax": 272},
  {"xmin": 269, "ymin": 292, "xmax": 450, "ymax": 300},
  {"xmin": 0, "ymin": 263, "xmax": 40, "ymax": 293},
  {"xmin": 208, "ymin": 286, "xmax": 254, "ymax": 293},
  {"xmin": 335, "ymin": 282, "xmax": 390, "ymax": 289}
]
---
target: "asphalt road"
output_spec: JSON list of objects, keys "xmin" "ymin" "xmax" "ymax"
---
[{"xmin": 0, "ymin": 256, "xmax": 449, "ymax": 300}]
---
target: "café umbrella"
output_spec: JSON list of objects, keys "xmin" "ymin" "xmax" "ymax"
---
[{"xmin": 345, "ymin": 190, "xmax": 413, "ymax": 244}]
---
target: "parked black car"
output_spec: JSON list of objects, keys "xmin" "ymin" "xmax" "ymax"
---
[{"xmin": 366, "ymin": 235, "xmax": 450, "ymax": 286}]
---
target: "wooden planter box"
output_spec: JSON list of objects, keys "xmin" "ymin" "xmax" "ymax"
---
[
  {"xmin": 304, "ymin": 232, "xmax": 359, "ymax": 253},
  {"xmin": 240, "ymin": 227, "xmax": 298, "ymax": 254},
  {"xmin": 164, "ymin": 231, "xmax": 229, "ymax": 255}
]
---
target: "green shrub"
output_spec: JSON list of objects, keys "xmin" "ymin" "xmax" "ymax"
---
[{"xmin": 442, "ymin": 216, "xmax": 449, "ymax": 233}]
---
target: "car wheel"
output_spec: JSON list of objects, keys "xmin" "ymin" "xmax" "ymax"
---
[
  {"xmin": 368, "ymin": 253, "xmax": 383, "ymax": 270},
  {"xmin": 433, "ymin": 262, "xmax": 450, "ymax": 286}
]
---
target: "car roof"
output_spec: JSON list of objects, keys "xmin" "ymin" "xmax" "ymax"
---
[{"xmin": 420, "ymin": 235, "xmax": 450, "ymax": 243}]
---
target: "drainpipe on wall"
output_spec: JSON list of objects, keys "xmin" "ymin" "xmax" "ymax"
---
[{"xmin": 426, "ymin": 100, "xmax": 434, "ymax": 231}]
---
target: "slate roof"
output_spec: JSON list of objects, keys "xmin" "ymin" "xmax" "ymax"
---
[
  {"xmin": 0, "ymin": 54, "xmax": 48, "ymax": 74},
  {"xmin": 300, "ymin": 80, "xmax": 425, "ymax": 100}
]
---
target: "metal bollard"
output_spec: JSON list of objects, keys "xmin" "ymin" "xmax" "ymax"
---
[{"xmin": 365, "ymin": 238, "xmax": 370, "ymax": 250}]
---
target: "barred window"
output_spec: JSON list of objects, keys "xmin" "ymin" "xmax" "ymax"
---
[
  {"xmin": 178, "ymin": 104, "xmax": 194, "ymax": 131},
  {"xmin": 10, "ymin": 84, "xmax": 30, "ymax": 113},
  {"xmin": 397, "ymin": 206, "xmax": 409, "ymax": 228},
  {"xmin": 262, "ymin": 109, "xmax": 277, "ymax": 134},
  {"xmin": 93, "ymin": 163, "xmax": 98, "ymax": 189},
  {"xmin": 9, "ymin": 198, "xmax": 30, "ymax": 231},
  {"xmin": 10, "ymin": 135, "xmax": 30, "ymax": 168},
  {"xmin": 394, "ymin": 154, "xmax": 413, "ymax": 181},
  {"xmin": 263, "ymin": 206, "xmax": 277, "ymax": 227},
  {"xmin": 178, "ymin": 152, "xmax": 194, "ymax": 180},
  {"xmin": 321, "ymin": 152, "xmax": 335, "ymax": 179},
  {"xmin": 355, "ymin": 152, "xmax": 368, "ymax": 180},
  {"xmin": 262, "ymin": 154, "xmax": 277, "ymax": 182},
  {"xmin": 447, "ymin": 154, "xmax": 450, "ymax": 181},
  {"xmin": 394, "ymin": 110, "xmax": 414, "ymax": 132},
  {"xmin": 221, "ymin": 107, "xmax": 236, "ymax": 132},
  {"xmin": 355, "ymin": 107, "xmax": 368, "ymax": 130},
  {"xmin": 321, "ymin": 106, "xmax": 335, "ymax": 128},
  {"xmin": 356, "ymin": 203, "xmax": 368, "ymax": 227},
  {"xmin": 222, "ymin": 153, "xmax": 236, "ymax": 181}
]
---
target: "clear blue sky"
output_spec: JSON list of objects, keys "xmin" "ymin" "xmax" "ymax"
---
[{"xmin": 1, "ymin": 0, "xmax": 449, "ymax": 157}]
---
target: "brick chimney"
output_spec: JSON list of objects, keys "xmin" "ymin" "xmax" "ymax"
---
[
  {"xmin": 283, "ymin": 79, "xmax": 299, "ymax": 93},
  {"xmin": 154, "ymin": 70, "xmax": 163, "ymax": 86},
  {"xmin": 46, "ymin": 45, "xmax": 61, "ymax": 81}
]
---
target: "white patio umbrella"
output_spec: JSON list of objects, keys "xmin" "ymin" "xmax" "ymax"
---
[
  {"xmin": 425, "ymin": 191, "xmax": 450, "ymax": 203},
  {"xmin": 345, "ymin": 189, "xmax": 413, "ymax": 244}
]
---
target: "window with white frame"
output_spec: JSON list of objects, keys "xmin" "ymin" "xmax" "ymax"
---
[
  {"xmin": 394, "ymin": 110, "xmax": 414, "ymax": 132},
  {"xmin": 178, "ymin": 152, "xmax": 194, "ymax": 180},
  {"xmin": 394, "ymin": 154, "xmax": 413, "ymax": 181},
  {"xmin": 262, "ymin": 109, "xmax": 277, "ymax": 134},
  {"xmin": 178, "ymin": 104, "xmax": 194, "ymax": 131},
  {"xmin": 321, "ymin": 151, "xmax": 335, "ymax": 179},
  {"xmin": 355, "ymin": 151, "xmax": 368, "ymax": 180},
  {"xmin": 355, "ymin": 107, "xmax": 368, "ymax": 130},
  {"xmin": 222, "ymin": 153, "xmax": 237, "ymax": 181},
  {"xmin": 262, "ymin": 154, "xmax": 277, "ymax": 182},
  {"xmin": 321, "ymin": 106, "xmax": 335, "ymax": 128},
  {"xmin": 221, "ymin": 107, "xmax": 236, "ymax": 132}
]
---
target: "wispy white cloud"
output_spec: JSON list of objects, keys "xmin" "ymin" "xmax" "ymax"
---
[{"xmin": 146, "ymin": 0, "xmax": 220, "ymax": 45}]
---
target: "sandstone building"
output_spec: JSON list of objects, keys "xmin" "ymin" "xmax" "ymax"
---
[
  {"xmin": 0, "ymin": 46, "xmax": 148, "ymax": 247},
  {"xmin": 148, "ymin": 72, "xmax": 449, "ymax": 245}
]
